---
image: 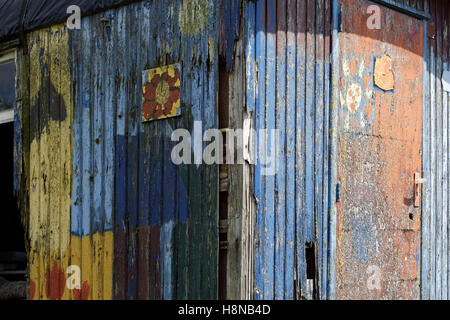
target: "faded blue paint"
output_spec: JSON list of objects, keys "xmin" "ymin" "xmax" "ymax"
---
[
  {"xmin": 248, "ymin": 0, "xmax": 332, "ymax": 300},
  {"xmin": 69, "ymin": 0, "xmax": 219, "ymax": 300},
  {"xmin": 220, "ymin": 0, "xmax": 241, "ymax": 71}
]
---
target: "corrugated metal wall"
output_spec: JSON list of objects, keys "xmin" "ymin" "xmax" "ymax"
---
[
  {"xmin": 16, "ymin": 0, "xmax": 449, "ymax": 301},
  {"xmin": 422, "ymin": 0, "xmax": 450, "ymax": 301},
  {"xmin": 246, "ymin": 0, "xmax": 332, "ymax": 300},
  {"xmin": 22, "ymin": 0, "xmax": 219, "ymax": 300}
]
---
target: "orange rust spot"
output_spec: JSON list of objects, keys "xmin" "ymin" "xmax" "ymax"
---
[
  {"xmin": 366, "ymin": 103, "xmax": 373, "ymax": 117},
  {"xmin": 374, "ymin": 55, "xmax": 395, "ymax": 91},
  {"xmin": 73, "ymin": 281, "xmax": 90, "ymax": 300},
  {"xmin": 45, "ymin": 261, "xmax": 66, "ymax": 300},
  {"xmin": 364, "ymin": 74, "xmax": 371, "ymax": 89},
  {"xmin": 350, "ymin": 60, "xmax": 357, "ymax": 74}
]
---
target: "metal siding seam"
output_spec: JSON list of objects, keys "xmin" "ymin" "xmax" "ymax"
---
[
  {"xmin": 315, "ymin": 0, "xmax": 325, "ymax": 301},
  {"xmin": 295, "ymin": 0, "xmax": 307, "ymax": 299},
  {"xmin": 422, "ymin": 19, "xmax": 431, "ymax": 300},
  {"xmin": 70, "ymin": 25, "xmax": 82, "ymax": 301},
  {"xmin": 285, "ymin": 0, "xmax": 297, "ymax": 300},
  {"xmin": 114, "ymin": 7, "xmax": 128, "ymax": 300},
  {"xmin": 29, "ymin": 31, "xmax": 41, "ymax": 300},
  {"xmin": 48, "ymin": 26, "xmax": 61, "ymax": 300},
  {"xmin": 93, "ymin": 15, "xmax": 104, "ymax": 300},
  {"xmin": 435, "ymin": 10, "xmax": 443, "ymax": 299},
  {"xmin": 328, "ymin": 0, "xmax": 341, "ymax": 300},
  {"xmin": 275, "ymin": 0, "xmax": 287, "ymax": 300},
  {"xmin": 188, "ymin": 49, "xmax": 201, "ymax": 300},
  {"xmin": 430, "ymin": 38, "xmax": 436, "ymax": 300},
  {"xmin": 246, "ymin": 0, "xmax": 256, "ymax": 116},
  {"xmin": 322, "ymin": 0, "xmax": 332, "ymax": 300},
  {"xmin": 39, "ymin": 29, "xmax": 50, "ymax": 301},
  {"xmin": 137, "ymin": 2, "xmax": 150, "ymax": 300},
  {"xmin": 103, "ymin": 9, "xmax": 115, "ymax": 301},
  {"xmin": 126, "ymin": 6, "xmax": 138, "ymax": 300},
  {"xmin": 254, "ymin": 0, "xmax": 266, "ymax": 300},
  {"xmin": 245, "ymin": 0, "xmax": 256, "ymax": 299},
  {"xmin": 80, "ymin": 17, "xmax": 93, "ymax": 300},
  {"xmin": 265, "ymin": 0, "xmax": 276, "ymax": 300},
  {"xmin": 304, "ymin": 0, "xmax": 315, "ymax": 248},
  {"xmin": 442, "ymin": 61, "xmax": 448, "ymax": 300}
]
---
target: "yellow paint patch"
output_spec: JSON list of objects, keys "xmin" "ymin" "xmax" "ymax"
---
[
  {"xmin": 30, "ymin": 232, "xmax": 114, "ymax": 300},
  {"xmin": 178, "ymin": 0, "xmax": 209, "ymax": 36}
]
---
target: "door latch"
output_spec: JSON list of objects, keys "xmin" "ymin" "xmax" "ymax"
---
[{"xmin": 414, "ymin": 172, "xmax": 426, "ymax": 208}]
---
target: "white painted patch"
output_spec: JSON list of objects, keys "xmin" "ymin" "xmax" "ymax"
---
[
  {"xmin": 442, "ymin": 70, "xmax": 450, "ymax": 92},
  {"xmin": 343, "ymin": 59, "xmax": 350, "ymax": 77},
  {"xmin": 359, "ymin": 59, "xmax": 365, "ymax": 78},
  {"xmin": 366, "ymin": 265, "xmax": 382, "ymax": 291},
  {"xmin": 346, "ymin": 83, "xmax": 363, "ymax": 113}
]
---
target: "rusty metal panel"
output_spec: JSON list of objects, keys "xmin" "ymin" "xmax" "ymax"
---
[
  {"xmin": 336, "ymin": 0, "xmax": 424, "ymax": 300},
  {"xmin": 246, "ymin": 0, "xmax": 332, "ymax": 300}
]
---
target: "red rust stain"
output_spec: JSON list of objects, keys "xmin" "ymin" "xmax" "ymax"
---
[
  {"xmin": 30, "ymin": 279, "xmax": 36, "ymax": 300},
  {"xmin": 73, "ymin": 281, "xmax": 90, "ymax": 300},
  {"xmin": 45, "ymin": 261, "xmax": 66, "ymax": 300},
  {"xmin": 114, "ymin": 229, "xmax": 128, "ymax": 300}
]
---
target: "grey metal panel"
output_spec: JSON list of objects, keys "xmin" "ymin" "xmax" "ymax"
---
[{"xmin": 422, "ymin": 0, "xmax": 450, "ymax": 300}]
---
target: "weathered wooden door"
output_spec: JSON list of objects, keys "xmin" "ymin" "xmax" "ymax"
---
[{"xmin": 337, "ymin": 0, "xmax": 424, "ymax": 299}]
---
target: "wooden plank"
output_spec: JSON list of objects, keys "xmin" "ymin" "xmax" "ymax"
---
[
  {"xmin": 285, "ymin": 0, "xmax": 297, "ymax": 300},
  {"xmin": 80, "ymin": 17, "xmax": 93, "ymax": 301},
  {"xmin": 48, "ymin": 25, "xmax": 62, "ymax": 301},
  {"xmin": 275, "ymin": 0, "xmax": 287, "ymax": 300},
  {"xmin": 28, "ymin": 31, "xmax": 42, "ymax": 301},
  {"xmin": 114, "ymin": 7, "xmax": 129, "ymax": 300},
  {"xmin": 321, "ymin": 0, "xmax": 332, "ymax": 300},
  {"xmin": 38, "ymin": 29, "xmax": 50, "ymax": 301},
  {"xmin": 254, "ymin": 0, "xmax": 266, "ymax": 300},
  {"xmin": 315, "ymin": 0, "xmax": 325, "ymax": 302},
  {"xmin": 263, "ymin": 0, "xmax": 276, "ymax": 300},
  {"xmin": 103, "ymin": 9, "xmax": 116, "ymax": 301}
]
